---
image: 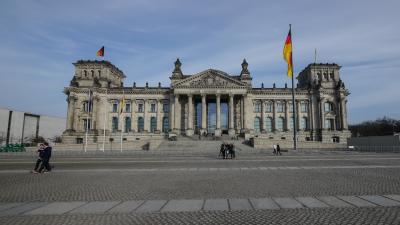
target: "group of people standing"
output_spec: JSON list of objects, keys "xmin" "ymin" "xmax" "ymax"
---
[
  {"xmin": 219, "ymin": 143, "xmax": 235, "ymax": 159},
  {"xmin": 31, "ymin": 142, "xmax": 52, "ymax": 174},
  {"xmin": 273, "ymin": 144, "xmax": 282, "ymax": 155}
]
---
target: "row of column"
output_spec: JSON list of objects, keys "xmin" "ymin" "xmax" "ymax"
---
[{"xmin": 170, "ymin": 94, "xmax": 247, "ymax": 136}]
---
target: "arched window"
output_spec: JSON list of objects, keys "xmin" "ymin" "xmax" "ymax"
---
[
  {"xmin": 150, "ymin": 117, "xmax": 157, "ymax": 133},
  {"xmin": 91, "ymin": 70, "xmax": 94, "ymax": 77},
  {"xmin": 84, "ymin": 70, "xmax": 87, "ymax": 77},
  {"xmin": 125, "ymin": 117, "xmax": 131, "ymax": 133},
  {"xmin": 276, "ymin": 117, "xmax": 284, "ymax": 131},
  {"xmin": 300, "ymin": 117, "xmax": 308, "ymax": 130},
  {"xmin": 266, "ymin": 117, "xmax": 272, "ymax": 132},
  {"xmin": 254, "ymin": 117, "xmax": 261, "ymax": 133},
  {"xmin": 112, "ymin": 117, "xmax": 118, "ymax": 132},
  {"xmin": 162, "ymin": 117, "xmax": 169, "ymax": 133},
  {"xmin": 137, "ymin": 117, "xmax": 144, "ymax": 132}
]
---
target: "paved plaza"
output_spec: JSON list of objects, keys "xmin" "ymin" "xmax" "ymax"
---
[{"xmin": 0, "ymin": 150, "xmax": 400, "ymax": 224}]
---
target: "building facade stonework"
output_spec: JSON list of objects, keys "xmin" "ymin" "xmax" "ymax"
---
[{"xmin": 62, "ymin": 59, "xmax": 351, "ymax": 145}]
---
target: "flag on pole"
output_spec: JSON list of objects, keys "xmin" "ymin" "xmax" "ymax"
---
[
  {"xmin": 283, "ymin": 28, "xmax": 293, "ymax": 77},
  {"xmin": 97, "ymin": 46, "xmax": 104, "ymax": 57},
  {"xmin": 119, "ymin": 96, "xmax": 125, "ymax": 115},
  {"xmin": 88, "ymin": 90, "xmax": 93, "ymax": 112}
]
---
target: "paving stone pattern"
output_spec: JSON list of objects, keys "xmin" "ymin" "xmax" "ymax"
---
[{"xmin": 0, "ymin": 194, "xmax": 399, "ymax": 217}]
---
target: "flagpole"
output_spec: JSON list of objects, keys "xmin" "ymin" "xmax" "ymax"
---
[
  {"xmin": 102, "ymin": 88, "xmax": 107, "ymax": 152},
  {"xmin": 120, "ymin": 89, "xmax": 124, "ymax": 152},
  {"xmin": 101, "ymin": 51, "xmax": 107, "ymax": 152},
  {"xmin": 84, "ymin": 89, "xmax": 91, "ymax": 153},
  {"xmin": 290, "ymin": 24, "xmax": 297, "ymax": 151}
]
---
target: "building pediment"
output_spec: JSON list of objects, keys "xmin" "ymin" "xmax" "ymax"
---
[{"xmin": 173, "ymin": 69, "xmax": 248, "ymax": 89}]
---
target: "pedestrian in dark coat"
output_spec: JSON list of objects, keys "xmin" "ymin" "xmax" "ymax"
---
[
  {"xmin": 38, "ymin": 142, "xmax": 52, "ymax": 173},
  {"xmin": 277, "ymin": 144, "xmax": 282, "ymax": 156},
  {"xmin": 31, "ymin": 143, "xmax": 45, "ymax": 173}
]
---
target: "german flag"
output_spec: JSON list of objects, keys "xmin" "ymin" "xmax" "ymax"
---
[
  {"xmin": 119, "ymin": 96, "xmax": 125, "ymax": 115},
  {"xmin": 283, "ymin": 28, "xmax": 293, "ymax": 77},
  {"xmin": 96, "ymin": 46, "xmax": 104, "ymax": 57}
]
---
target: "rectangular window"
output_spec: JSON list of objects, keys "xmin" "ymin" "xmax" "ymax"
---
[
  {"xmin": 254, "ymin": 102, "xmax": 261, "ymax": 113},
  {"xmin": 325, "ymin": 119, "xmax": 334, "ymax": 130},
  {"xmin": 83, "ymin": 101, "xmax": 93, "ymax": 112},
  {"xmin": 266, "ymin": 103, "xmax": 272, "ymax": 113},
  {"xmin": 125, "ymin": 117, "xmax": 131, "ymax": 133},
  {"xmin": 289, "ymin": 117, "xmax": 294, "ymax": 130},
  {"xmin": 138, "ymin": 104, "xmax": 143, "ymax": 112},
  {"xmin": 125, "ymin": 103, "xmax": 131, "ymax": 113},
  {"xmin": 324, "ymin": 102, "xmax": 332, "ymax": 112},
  {"xmin": 163, "ymin": 103, "xmax": 169, "ymax": 113},
  {"xmin": 112, "ymin": 117, "xmax": 118, "ymax": 132},
  {"xmin": 112, "ymin": 103, "xmax": 118, "ymax": 113},
  {"xmin": 289, "ymin": 103, "xmax": 293, "ymax": 113},
  {"xmin": 266, "ymin": 118, "xmax": 272, "ymax": 132},
  {"xmin": 301, "ymin": 103, "xmax": 308, "ymax": 113},
  {"xmin": 301, "ymin": 117, "xmax": 307, "ymax": 130},
  {"xmin": 76, "ymin": 138, "xmax": 83, "ymax": 144},
  {"xmin": 83, "ymin": 119, "xmax": 91, "ymax": 131},
  {"xmin": 277, "ymin": 103, "xmax": 284, "ymax": 113},
  {"xmin": 151, "ymin": 103, "xmax": 156, "ymax": 113}
]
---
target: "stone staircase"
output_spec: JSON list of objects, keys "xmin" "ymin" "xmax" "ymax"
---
[{"xmin": 153, "ymin": 135, "xmax": 261, "ymax": 155}]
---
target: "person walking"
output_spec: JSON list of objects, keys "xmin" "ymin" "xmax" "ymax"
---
[
  {"xmin": 277, "ymin": 144, "xmax": 282, "ymax": 156},
  {"xmin": 38, "ymin": 142, "xmax": 52, "ymax": 173},
  {"xmin": 31, "ymin": 143, "xmax": 45, "ymax": 173},
  {"xmin": 273, "ymin": 144, "xmax": 277, "ymax": 155}
]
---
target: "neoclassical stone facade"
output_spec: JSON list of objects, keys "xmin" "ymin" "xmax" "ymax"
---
[{"xmin": 62, "ymin": 59, "xmax": 351, "ymax": 144}]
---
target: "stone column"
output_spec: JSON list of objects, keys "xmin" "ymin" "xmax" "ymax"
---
[
  {"xmin": 73, "ymin": 98, "xmax": 80, "ymax": 132},
  {"xmin": 285, "ymin": 100, "xmax": 290, "ymax": 131},
  {"xmin": 66, "ymin": 96, "xmax": 75, "ymax": 131},
  {"xmin": 240, "ymin": 96, "xmax": 245, "ymax": 132},
  {"xmin": 131, "ymin": 100, "xmax": 136, "ymax": 132},
  {"xmin": 144, "ymin": 99, "xmax": 150, "ymax": 132},
  {"xmin": 214, "ymin": 94, "xmax": 221, "ymax": 136},
  {"xmin": 174, "ymin": 95, "xmax": 180, "ymax": 132},
  {"xmin": 200, "ymin": 94, "xmax": 207, "ymax": 134},
  {"xmin": 272, "ymin": 100, "xmax": 277, "ymax": 132},
  {"xmin": 320, "ymin": 99, "xmax": 325, "ymax": 129},
  {"xmin": 93, "ymin": 96, "xmax": 101, "ymax": 130},
  {"xmin": 296, "ymin": 100, "xmax": 301, "ymax": 131},
  {"xmin": 342, "ymin": 99, "xmax": 348, "ymax": 129},
  {"xmin": 242, "ymin": 95, "xmax": 249, "ymax": 130},
  {"xmin": 186, "ymin": 94, "xmax": 194, "ymax": 136},
  {"xmin": 170, "ymin": 95, "xmax": 175, "ymax": 131},
  {"xmin": 157, "ymin": 99, "xmax": 162, "ymax": 132},
  {"xmin": 228, "ymin": 94, "xmax": 235, "ymax": 136},
  {"xmin": 261, "ymin": 100, "xmax": 266, "ymax": 132},
  {"xmin": 308, "ymin": 99, "xmax": 313, "ymax": 131},
  {"xmin": 333, "ymin": 118, "xmax": 336, "ymax": 130}
]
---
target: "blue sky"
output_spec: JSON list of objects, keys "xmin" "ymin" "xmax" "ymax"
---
[{"xmin": 0, "ymin": 0, "xmax": 399, "ymax": 124}]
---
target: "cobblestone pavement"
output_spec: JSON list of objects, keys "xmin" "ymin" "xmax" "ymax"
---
[{"xmin": 0, "ymin": 151, "xmax": 399, "ymax": 224}]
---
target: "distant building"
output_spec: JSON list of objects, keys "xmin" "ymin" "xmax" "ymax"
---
[
  {"xmin": 0, "ymin": 107, "xmax": 66, "ymax": 145},
  {"xmin": 62, "ymin": 59, "xmax": 351, "ymax": 146}
]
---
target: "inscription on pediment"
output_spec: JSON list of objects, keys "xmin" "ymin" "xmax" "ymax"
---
[
  {"xmin": 190, "ymin": 73, "xmax": 233, "ymax": 87},
  {"xmin": 175, "ymin": 70, "xmax": 246, "ymax": 88}
]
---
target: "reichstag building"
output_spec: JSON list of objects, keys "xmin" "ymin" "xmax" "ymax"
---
[{"xmin": 62, "ymin": 59, "xmax": 351, "ymax": 146}]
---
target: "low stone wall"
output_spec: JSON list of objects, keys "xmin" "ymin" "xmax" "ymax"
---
[
  {"xmin": 252, "ymin": 138, "xmax": 347, "ymax": 150},
  {"xmin": 34, "ymin": 140, "xmax": 164, "ymax": 151},
  {"xmin": 62, "ymin": 133, "xmax": 166, "ymax": 145}
]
